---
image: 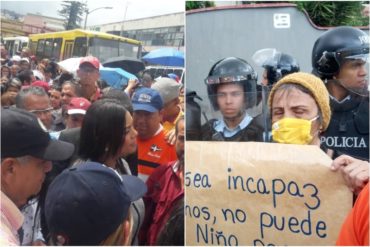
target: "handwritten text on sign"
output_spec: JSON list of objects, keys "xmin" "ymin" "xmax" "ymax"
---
[{"xmin": 185, "ymin": 142, "xmax": 352, "ymax": 246}]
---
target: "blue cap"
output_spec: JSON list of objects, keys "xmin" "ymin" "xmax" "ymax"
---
[
  {"xmin": 132, "ymin": 87, "xmax": 164, "ymax": 112},
  {"xmin": 45, "ymin": 161, "xmax": 147, "ymax": 245}
]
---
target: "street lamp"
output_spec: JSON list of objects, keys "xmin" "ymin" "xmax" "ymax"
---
[
  {"xmin": 84, "ymin": 6, "xmax": 113, "ymax": 29},
  {"xmin": 120, "ymin": 1, "xmax": 131, "ymax": 37}
]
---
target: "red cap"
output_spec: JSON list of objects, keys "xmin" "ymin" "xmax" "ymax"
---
[
  {"xmin": 31, "ymin": 80, "xmax": 50, "ymax": 92},
  {"xmin": 79, "ymin": 56, "xmax": 100, "ymax": 69},
  {"xmin": 67, "ymin": 97, "xmax": 91, "ymax": 115}
]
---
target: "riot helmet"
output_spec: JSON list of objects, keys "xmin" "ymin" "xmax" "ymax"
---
[
  {"xmin": 312, "ymin": 26, "xmax": 369, "ymax": 79},
  {"xmin": 205, "ymin": 57, "xmax": 257, "ymax": 111},
  {"xmin": 253, "ymin": 48, "xmax": 300, "ymax": 86}
]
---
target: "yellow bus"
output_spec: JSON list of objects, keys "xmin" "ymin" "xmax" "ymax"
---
[{"xmin": 28, "ymin": 29, "xmax": 142, "ymax": 62}]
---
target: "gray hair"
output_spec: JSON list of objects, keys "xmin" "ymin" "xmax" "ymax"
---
[
  {"xmin": 15, "ymin": 86, "xmax": 49, "ymax": 109},
  {"xmin": 62, "ymin": 80, "xmax": 82, "ymax": 97}
]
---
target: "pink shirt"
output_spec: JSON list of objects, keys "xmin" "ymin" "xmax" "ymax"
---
[{"xmin": 1, "ymin": 191, "xmax": 24, "ymax": 245}]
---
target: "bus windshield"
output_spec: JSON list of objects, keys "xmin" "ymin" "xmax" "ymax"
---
[{"xmin": 89, "ymin": 37, "xmax": 139, "ymax": 62}]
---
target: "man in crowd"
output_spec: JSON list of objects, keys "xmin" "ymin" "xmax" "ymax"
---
[
  {"xmin": 312, "ymin": 26, "xmax": 369, "ymax": 160},
  {"xmin": 61, "ymin": 80, "xmax": 82, "ymax": 106},
  {"xmin": 132, "ymin": 87, "xmax": 177, "ymax": 182},
  {"xmin": 44, "ymin": 162, "xmax": 146, "ymax": 245},
  {"xmin": 152, "ymin": 77, "xmax": 183, "ymax": 135},
  {"xmin": 76, "ymin": 56, "xmax": 101, "ymax": 102},
  {"xmin": 19, "ymin": 58, "xmax": 31, "ymax": 71},
  {"xmin": 142, "ymin": 71, "xmax": 155, "ymax": 88},
  {"xmin": 64, "ymin": 97, "xmax": 91, "ymax": 129},
  {"xmin": 1, "ymin": 107, "xmax": 74, "ymax": 245},
  {"xmin": 140, "ymin": 117, "xmax": 184, "ymax": 245},
  {"xmin": 15, "ymin": 86, "xmax": 53, "ymax": 130}
]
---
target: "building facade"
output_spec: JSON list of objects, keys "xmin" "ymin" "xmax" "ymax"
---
[
  {"xmin": 1, "ymin": 13, "xmax": 64, "ymax": 37},
  {"xmin": 88, "ymin": 12, "xmax": 184, "ymax": 52}
]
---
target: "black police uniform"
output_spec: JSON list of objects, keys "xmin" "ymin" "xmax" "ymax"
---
[{"xmin": 321, "ymin": 95, "xmax": 369, "ymax": 160}]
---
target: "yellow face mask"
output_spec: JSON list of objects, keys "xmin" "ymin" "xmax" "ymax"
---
[{"xmin": 272, "ymin": 116, "xmax": 319, "ymax": 145}]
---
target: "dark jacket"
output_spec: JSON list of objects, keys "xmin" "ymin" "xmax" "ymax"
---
[
  {"xmin": 321, "ymin": 95, "xmax": 369, "ymax": 160},
  {"xmin": 201, "ymin": 117, "xmax": 264, "ymax": 142}
]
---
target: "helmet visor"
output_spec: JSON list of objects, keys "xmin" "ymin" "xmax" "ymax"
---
[
  {"xmin": 205, "ymin": 74, "xmax": 257, "ymax": 85},
  {"xmin": 336, "ymin": 47, "xmax": 370, "ymax": 64},
  {"xmin": 252, "ymin": 48, "xmax": 279, "ymax": 67}
]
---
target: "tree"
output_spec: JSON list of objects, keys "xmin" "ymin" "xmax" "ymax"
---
[
  {"xmin": 294, "ymin": 1, "xmax": 369, "ymax": 27},
  {"xmin": 58, "ymin": 1, "xmax": 86, "ymax": 30},
  {"xmin": 186, "ymin": 1, "xmax": 215, "ymax": 11}
]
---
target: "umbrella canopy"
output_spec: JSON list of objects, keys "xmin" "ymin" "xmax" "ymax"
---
[
  {"xmin": 99, "ymin": 67, "xmax": 137, "ymax": 90},
  {"xmin": 102, "ymin": 57, "xmax": 145, "ymax": 75},
  {"xmin": 142, "ymin": 48, "xmax": 184, "ymax": 67},
  {"xmin": 58, "ymin": 57, "xmax": 103, "ymax": 76}
]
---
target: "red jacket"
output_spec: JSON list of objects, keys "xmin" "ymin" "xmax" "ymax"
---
[
  {"xmin": 336, "ymin": 183, "xmax": 369, "ymax": 246},
  {"xmin": 139, "ymin": 161, "xmax": 184, "ymax": 245}
]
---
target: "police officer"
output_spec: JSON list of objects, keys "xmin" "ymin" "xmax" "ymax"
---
[
  {"xmin": 201, "ymin": 57, "xmax": 264, "ymax": 141},
  {"xmin": 253, "ymin": 49, "xmax": 300, "ymax": 140},
  {"xmin": 312, "ymin": 26, "xmax": 369, "ymax": 160},
  {"xmin": 254, "ymin": 49, "xmax": 300, "ymax": 87}
]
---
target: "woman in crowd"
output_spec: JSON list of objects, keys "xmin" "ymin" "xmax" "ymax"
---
[
  {"xmin": 1, "ymin": 77, "xmax": 22, "ymax": 106},
  {"xmin": 268, "ymin": 72, "xmax": 369, "ymax": 245},
  {"xmin": 1, "ymin": 65, "xmax": 11, "ymax": 79},
  {"xmin": 76, "ymin": 98, "xmax": 145, "ymax": 245}
]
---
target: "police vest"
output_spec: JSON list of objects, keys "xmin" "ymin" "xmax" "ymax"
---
[
  {"xmin": 321, "ymin": 96, "xmax": 369, "ymax": 161},
  {"xmin": 201, "ymin": 118, "xmax": 264, "ymax": 142}
]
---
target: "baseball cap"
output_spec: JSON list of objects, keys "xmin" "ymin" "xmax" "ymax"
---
[
  {"xmin": 45, "ymin": 161, "xmax": 147, "ymax": 245},
  {"xmin": 79, "ymin": 56, "xmax": 100, "ymax": 70},
  {"xmin": 31, "ymin": 80, "xmax": 49, "ymax": 92},
  {"xmin": 151, "ymin": 77, "xmax": 181, "ymax": 104},
  {"xmin": 132, "ymin": 87, "xmax": 163, "ymax": 112},
  {"xmin": 1, "ymin": 107, "xmax": 74, "ymax": 160},
  {"xmin": 67, "ymin": 97, "xmax": 91, "ymax": 115},
  {"xmin": 32, "ymin": 70, "xmax": 45, "ymax": 81},
  {"xmin": 167, "ymin": 73, "xmax": 180, "ymax": 82}
]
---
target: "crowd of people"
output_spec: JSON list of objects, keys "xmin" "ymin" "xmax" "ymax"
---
[
  {"xmin": 1, "ymin": 23, "xmax": 369, "ymax": 246},
  {"xmin": 1, "ymin": 43, "xmax": 185, "ymax": 245}
]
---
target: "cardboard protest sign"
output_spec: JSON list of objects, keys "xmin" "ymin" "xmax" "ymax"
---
[{"xmin": 185, "ymin": 141, "xmax": 352, "ymax": 246}]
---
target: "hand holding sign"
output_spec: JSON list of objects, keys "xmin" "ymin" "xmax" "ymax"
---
[{"xmin": 186, "ymin": 141, "xmax": 352, "ymax": 246}]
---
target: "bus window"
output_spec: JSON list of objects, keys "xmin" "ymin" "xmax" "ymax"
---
[
  {"xmin": 5, "ymin": 41, "xmax": 15, "ymax": 56},
  {"xmin": 30, "ymin": 41, "xmax": 37, "ymax": 55},
  {"xmin": 73, "ymin": 37, "xmax": 88, "ymax": 58},
  {"xmin": 89, "ymin": 37, "xmax": 119, "ymax": 63},
  {"xmin": 14, "ymin": 41, "xmax": 21, "ymax": 56},
  {"xmin": 21, "ymin": 41, "xmax": 28, "ymax": 50},
  {"xmin": 36, "ymin": 39, "xmax": 46, "ymax": 58},
  {"xmin": 63, "ymin": 40, "xmax": 74, "ymax": 60},
  {"xmin": 119, "ymin": 41, "xmax": 136, "ymax": 58},
  {"xmin": 52, "ymin": 38, "xmax": 62, "ymax": 60},
  {"xmin": 44, "ymin": 38, "xmax": 54, "ymax": 58}
]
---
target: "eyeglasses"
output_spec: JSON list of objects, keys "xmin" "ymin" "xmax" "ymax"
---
[{"xmin": 29, "ymin": 107, "xmax": 53, "ymax": 116}]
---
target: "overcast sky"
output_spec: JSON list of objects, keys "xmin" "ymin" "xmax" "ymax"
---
[{"xmin": 2, "ymin": 0, "xmax": 184, "ymax": 26}]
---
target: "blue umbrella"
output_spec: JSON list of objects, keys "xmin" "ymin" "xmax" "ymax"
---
[
  {"xmin": 99, "ymin": 67, "xmax": 137, "ymax": 89},
  {"xmin": 142, "ymin": 48, "xmax": 184, "ymax": 67}
]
